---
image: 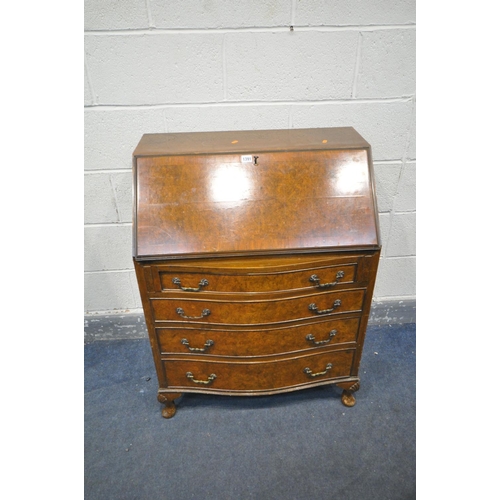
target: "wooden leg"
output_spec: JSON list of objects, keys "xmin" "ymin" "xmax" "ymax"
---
[
  {"xmin": 157, "ymin": 393, "xmax": 182, "ymax": 419},
  {"xmin": 336, "ymin": 381, "xmax": 360, "ymax": 407}
]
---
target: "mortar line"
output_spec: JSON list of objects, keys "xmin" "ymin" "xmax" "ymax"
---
[
  {"xmin": 371, "ymin": 294, "xmax": 416, "ymax": 302},
  {"xmin": 85, "ymin": 169, "xmax": 132, "ymax": 174},
  {"xmin": 145, "ymin": 0, "xmax": 153, "ymax": 28},
  {"xmin": 383, "ymin": 151, "xmax": 404, "ymax": 259},
  {"xmin": 84, "ymin": 96, "xmax": 414, "ymax": 111},
  {"xmin": 352, "ymin": 32, "xmax": 363, "ymax": 98},
  {"xmin": 384, "ymin": 144, "xmax": 416, "ymax": 259},
  {"xmin": 379, "ymin": 255, "xmax": 415, "ymax": 261},
  {"xmin": 85, "ymin": 269, "xmax": 134, "ymax": 274},
  {"xmin": 222, "ymin": 33, "xmax": 228, "ymax": 101},
  {"xmin": 290, "ymin": 0, "xmax": 296, "ymax": 27},
  {"xmin": 84, "ymin": 24, "xmax": 416, "ymax": 36},
  {"xmin": 393, "ymin": 209, "xmax": 416, "ymax": 215},
  {"xmin": 108, "ymin": 175, "xmax": 121, "ymax": 221},
  {"xmin": 404, "ymin": 95, "xmax": 416, "ymax": 163},
  {"xmin": 373, "ymin": 160, "xmax": 403, "ymax": 165},
  {"xmin": 85, "ymin": 222, "xmax": 132, "ymax": 228},
  {"xmin": 401, "ymin": 96, "xmax": 414, "ymax": 167},
  {"xmin": 392, "ymin": 95, "xmax": 416, "ymax": 222},
  {"xmin": 84, "ymin": 53, "xmax": 96, "ymax": 105}
]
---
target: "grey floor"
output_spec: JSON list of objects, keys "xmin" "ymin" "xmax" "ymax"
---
[{"xmin": 85, "ymin": 323, "xmax": 416, "ymax": 500}]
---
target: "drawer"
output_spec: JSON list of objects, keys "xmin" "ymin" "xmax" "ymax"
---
[
  {"xmin": 163, "ymin": 349, "xmax": 355, "ymax": 393},
  {"xmin": 157, "ymin": 317, "xmax": 361, "ymax": 357},
  {"xmin": 151, "ymin": 288, "xmax": 365, "ymax": 326},
  {"xmin": 149, "ymin": 254, "xmax": 361, "ymax": 294}
]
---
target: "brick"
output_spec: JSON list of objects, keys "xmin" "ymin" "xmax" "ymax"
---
[
  {"xmin": 84, "ymin": 108, "xmax": 165, "ymax": 170},
  {"xmin": 85, "ymin": 171, "xmax": 133, "ymax": 224},
  {"xmin": 112, "ymin": 171, "xmax": 134, "ymax": 222},
  {"xmin": 374, "ymin": 257, "xmax": 416, "ymax": 298},
  {"xmin": 150, "ymin": 0, "xmax": 290, "ymax": 29},
  {"xmin": 394, "ymin": 162, "xmax": 416, "ymax": 212},
  {"xmin": 226, "ymin": 31, "xmax": 358, "ymax": 101},
  {"xmin": 292, "ymin": 100, "xmax": 413, "ymax": 161},
  {"xmin": 386, "ymin": 213, "xmax": 416, "ymax": 257},
  {"xmin": 295, "ymin": 0, "xmax": 416, "ymax": 26},
  {"xmin": 85, "ymin": 0, "xmax": 149, "ymax": 31},
  {"xmin": 84, "ymin": 271, "xmax": 141, "ymax": 312},
  {"xmin": 85, "ymin": 173, "xmax": 118, "ymax": 223},
  {"xmin": 84, "ymin": 224, "xmax": 133, "ymax": 272},
  {"xmin": 374, "ymin": 163, "xmax": 402, "ymax": 212},
  {"xmin": 85, "ymin": 34, "xmax": 224, "ymax": 105},
  {"xmin": 164, "ymin": 104, "xmax": 290, "ymax": 133},
  {"xmin": 356, "ymin": 29, "xmax": 416, "ymax": 98}
]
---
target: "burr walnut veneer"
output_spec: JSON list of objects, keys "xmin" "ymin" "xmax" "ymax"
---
[{"xmin": 132, "ymin": 127, "xmax": 381, "ymax": 418}]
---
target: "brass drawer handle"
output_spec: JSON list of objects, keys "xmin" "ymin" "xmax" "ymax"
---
[
  {"xmin": 309, "ymin": 271, "xmax": 345, "ymax": 289},
  {"xmin": 305, "ymin": 329, "xmax": 337, "ymax": 345},
  {"xmin": 172, "ymin": 277, "xmax": 209, "ymax": 292},
  {"xmin": 186, "ymin": 372, "xmax": 217, "ymax": 385},
  {"xmin": 176, "ymin": 307, "xmax": 211, "ymax": 320},
  {"xmin": 303, "ymin": 363, "xmax": 333, "ymax": 378},
  {"xmin": 181, "ymin": 338, "xmax": 214, "ymax": 353},
  {"xmin": 308, "ymin": 299, "xmax": 341, "ymax": 315}
]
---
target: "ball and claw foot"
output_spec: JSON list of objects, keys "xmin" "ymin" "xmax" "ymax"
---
[
  {"xmin": 338, "ymin": 381, "xmax": 360, "ymax": 407},
  {"xmin": 158, "ymin": 393, "xmax": 181, "ymax": 419}
]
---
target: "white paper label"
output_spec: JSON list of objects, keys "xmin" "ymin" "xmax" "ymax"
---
[{"xmin": 241, "ymin": 155, "xmax": 252, "ymax": 163}]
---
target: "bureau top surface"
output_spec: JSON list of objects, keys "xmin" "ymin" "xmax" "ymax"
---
[
  {"xmin": 133, "ymin": 127, "xmax": 380, "ymax": 259},
  {"xmin": 133, "ymin": 127, "xmax": 370, "ymax": 157}
]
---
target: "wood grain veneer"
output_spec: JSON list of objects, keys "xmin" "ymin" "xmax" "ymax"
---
[{"xmin": 133, "ymin": 127, "xmax": 381, "ymax": 418}]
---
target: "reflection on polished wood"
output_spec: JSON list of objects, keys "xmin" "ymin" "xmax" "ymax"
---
[
  {"xmin": 133, "ymin": 127, "xmax": 381, "ymax": 417},
  {"xmin": 135, "ymin": 149, "xmax": 378, "ymax": 258}
]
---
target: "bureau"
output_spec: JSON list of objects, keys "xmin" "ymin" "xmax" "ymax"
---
[{"xmin": 132, "ymin": 127, "xmax": 381, "ymax": 418}]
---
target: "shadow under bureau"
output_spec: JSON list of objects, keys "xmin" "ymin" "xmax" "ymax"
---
[{"xmin": 132, "ymin": 127, "xmax": 381, "ymax": 418}]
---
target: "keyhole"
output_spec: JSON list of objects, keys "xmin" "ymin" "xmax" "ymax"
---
[{"xmin": 253, "ymin": 156, "xmax": 259, "ymax": 165}]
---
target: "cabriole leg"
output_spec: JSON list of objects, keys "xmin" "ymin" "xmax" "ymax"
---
[
  {"xmin": 157, "ymin": 393, "xmax": 182, "ymax": 419},
  {"xmin": 337, "ymin": 381, "xmax": 360, "ymax": 407}
]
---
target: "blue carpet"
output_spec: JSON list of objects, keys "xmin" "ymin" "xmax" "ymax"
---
[{"xmin": 85, "ymin": 324, "xmax": 416, "ymax": 500}]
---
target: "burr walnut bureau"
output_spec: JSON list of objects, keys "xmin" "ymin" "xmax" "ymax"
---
[{"xmin": 132, "ymin": 127, "xmax": 381, "ymax": 418}]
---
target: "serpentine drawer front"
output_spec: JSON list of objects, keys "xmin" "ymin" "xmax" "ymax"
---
[
  {"xmin": 162, "ymin": 349, "xmax": 356, "ymax": 393},
  {"xmin": 156, "ymin": 316, "xmax": 361, "ymax": 357},
  {"xmin": 149, "ymin": 254, "xmax": 361, "ymax": 294},
  {"xmin": 150, "ymin": 288, "xmax": 365, "ymax": 325},
  {"xmin": 133, "ymin": 127, "xmax": 381, "ymax": 418}
]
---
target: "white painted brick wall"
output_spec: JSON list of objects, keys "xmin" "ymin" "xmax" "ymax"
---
[
  {"xmin": 84, "ymin": 108, "xmax": 165, "ymax": 170},
  {"xmin": 84, "ymin": 224, "xmax": 133, "ymax": 271},
  {"xmin": 290, "ymin": 100, "xmax": 414, "ymax": 160},
  {"xmin": 84, "ymin": 0, "xmax": 416, "ymax": 313},
  {"xmin": 225, "ymin": 31, "xmax": 359, "ymax": 101},
  {"xmin": 86, "ymin": 34, "xmax": 225, "ymax": 105},
  {"xmin": 149, "ymin": 0, "xmax": 291, "ymax": 29},
  {"xmin": 84, "ymin": 171, "xmax": 132, "ymax": 223},
  {"xmin": 85, "ymin": 0, "xmax": 149, "ymax": 31},
  {"xmin": 373, "ymin": 163, "xmax": 401, "ymax": 212},
  {"xmin": 356, "ymin": 29, "xmax": 416, "ymax": 98},
  {"xmin": 295, "ymin": 0, "xmax": 415, "ymax": 26}
]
